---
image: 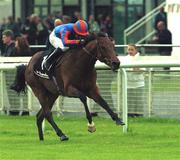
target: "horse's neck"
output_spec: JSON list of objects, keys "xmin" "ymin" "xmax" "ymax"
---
[
  {"xmin": 60, "ymin": 45, "xmax": 97, "ymax": 75},
  {"xmin": 77, "ymin": 49, "xmax": 97, "ymax": 71},
  {"xmin": 80, "ymin": 48, "xmax": 97, "ymax": 68}
]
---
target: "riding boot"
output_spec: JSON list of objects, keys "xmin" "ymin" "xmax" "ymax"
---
[{"xmin": 43, "ymin": 48, "xmax": 63, "ymax": 74}]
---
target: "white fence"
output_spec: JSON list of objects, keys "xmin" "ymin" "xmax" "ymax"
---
[{"xmin": 1, "ymin": 56, "xmax": 180, "ymax": 132}]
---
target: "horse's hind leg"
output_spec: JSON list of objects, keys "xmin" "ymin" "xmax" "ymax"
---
[
  {"xmin": 66, "ymin": 85, "xmax": 96, "ymax": 132},
  {"xmin": 89, "ymin": 86, "xmax": 125, "ymax": 125},
  {"xmin": 43, "ymin": 106, "xmax": 68, "ymax": 141},
  {"xmin": 33, "ymin": 87, "xmax": 68, "ymax": 141},
  {"xmin": 36, "ymin": 108, "xmax": 44, "ymax": 140}
]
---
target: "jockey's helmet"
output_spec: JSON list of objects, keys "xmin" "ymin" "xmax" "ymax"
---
[{"xmin": 74, "ymin": 20, "xmax": 89, "ymax": 36}]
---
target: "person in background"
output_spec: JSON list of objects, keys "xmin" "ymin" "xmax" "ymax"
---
[
  {"xmin": 20, "ymin": 17, "xmax": 30, "ymax": 40},
  {"xmin": 155, "ymin": 21, "xmax": 172, "ymax": 70},
  {"xmin": 54, "ymin": 18, "xmax": 63, "ymax": 27},
  {"xmin": 6, "ymin": 16, "xmax": 20, "ymax": 38},
  {"xmin": 45, "ymin": 14, "xmax": 54, "ymax": 31},
  {"xmin": 156, "ymin": 21, "xmax": 172, "ymax": 56},
  {"xmin": 71, "ymin": 11, "xmax": 82, "ymax": 23},
  {"xmin": 126, "ymin": 44, "xmax": 146, "ymax": 117},
  {"xmin": 103, "ymin": 15, "xmax": 113, "ymax": 37},
  {"xmin": 154, "ymin": 7, "xmax": 167, "ymax": 30},
  {"xmin": 62, "ymin": 15, "xmax": 71, "ymax": 24},
  {"xmin": 37, "ymin": 18, "xmax": 49, "ymax": 45},
  {"xmin": 2, "ymin": 29, "xmax": 15, "ymax": 57},
  {"xmin": 27, "ymin": 14, "xmax": 39, "ymax": 45},
  {"xmin": 14, "ymin": 36, "xmax": 31, "ymax": 56},
  {"xmin": 88, "ymin": 15, "xmax": 100, "ymax": 33}
]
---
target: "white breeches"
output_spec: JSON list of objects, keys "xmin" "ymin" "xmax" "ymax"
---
[{"xmin": 49, "ymin": 31, "xmax": 69, "ymax": 51}]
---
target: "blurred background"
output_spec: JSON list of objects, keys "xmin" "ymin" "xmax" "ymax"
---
[{"xmin": 0, "ymin": 0, "xmax": 166, "ymax": 54}]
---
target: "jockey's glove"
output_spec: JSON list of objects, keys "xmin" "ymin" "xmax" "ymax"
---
[{"xmin": 79, "ymin": 39, "xmax": 85, "ymax": 46}]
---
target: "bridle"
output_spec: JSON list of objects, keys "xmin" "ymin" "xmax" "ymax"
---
[
  {"xmin": 82, "ymin": 36, "xmax": 112, "ymax": 66},
  {"xmin": 82, "ymin": 39, "xmax": 98, "ymax": 60}
]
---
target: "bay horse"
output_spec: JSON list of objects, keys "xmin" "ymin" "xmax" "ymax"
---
[{"xmin": 12, "ymin": 32, "xmax": 124, "ymax": 141}]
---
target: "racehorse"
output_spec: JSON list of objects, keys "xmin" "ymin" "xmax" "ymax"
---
[{"xmin": 12, "ymin": 32, "xmax": 124, "ymax": 141}]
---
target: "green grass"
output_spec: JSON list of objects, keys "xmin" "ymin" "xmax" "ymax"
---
[{"xmin": 1, "ymin": 116, "xmax": 180, "ymax": 160}]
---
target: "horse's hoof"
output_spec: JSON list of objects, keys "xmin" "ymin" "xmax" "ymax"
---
[
  {"xmin": 60, "ymin": 135, "xmax": 69, "ymax": 141},
  {"xmin": 88, "ymin": 125, "xmax": 96, "ymax": 133},
  {"xmin": 116, "ymin": 119, "xmax": 125, "ymax": 126},
  {"xmin": 87, "ymin": 122, "xmax": 96, "ymax": 133}
]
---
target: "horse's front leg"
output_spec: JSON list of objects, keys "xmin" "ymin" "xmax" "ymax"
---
[
  {"xmin": 66, "ymin": 85, "xmax": 96, "ymax": 132},
  {"xmin": 89, "ymin": 86, "xmax": 125, "ymax": 126}
]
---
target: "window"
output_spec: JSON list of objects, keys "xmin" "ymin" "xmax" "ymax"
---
[
  {"xmin": 128, "ymin": 0, "xmax": 143, "ymax": 5},
  {"xmin": 95, "ymin": 0, "xmax": 111, "ymax": 5},
  {"xmin": 34, "ymin": 0, "xmax": 48, "ymax": 17},
  {"xmin": 51, "ymin": 0, "xmax": 62, "ymax": 14},
  {"xmin": 64, "ymin": 0, "xmax": 79, "ymax": 5},
  {"xmin": 35, "ymin": 0, "xmax": 48, "ymax": 5}
]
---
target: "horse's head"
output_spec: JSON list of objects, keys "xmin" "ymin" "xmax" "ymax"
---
[{"xmin": 85, "ymin": 32, "xmax": 120, "ymax": 71}]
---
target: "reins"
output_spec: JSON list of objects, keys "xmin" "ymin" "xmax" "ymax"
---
[
  {"xmin": 82, "ymin": 39, "xmax": 99, "ymax": 60},
  {"xmin": 82, "ymin": 36, "xmax": 111, "ymax": 66}
]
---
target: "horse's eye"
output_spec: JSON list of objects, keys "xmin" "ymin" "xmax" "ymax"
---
[{"xmin": 101, "ymin": 46, "xmax": 107, "ymax": 51}]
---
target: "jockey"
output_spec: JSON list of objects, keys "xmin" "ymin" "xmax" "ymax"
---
[{"xmin": 43, "ymin": 19, "xmax": 89, "ymax": 73}]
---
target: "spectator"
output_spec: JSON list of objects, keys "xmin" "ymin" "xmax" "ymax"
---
[
  {"xmin": 45, "ymin": 14, "xmax": 54, "ymax": 31},
  {"xmin": 2, "ymin": 29, "xmax": 15, "ymax": 57},
  {"xmin": 88, "ymin": 15, "xmax": 100, "ymax": 33},
  {"xmin": 6, "ymin": 16, "xmax": 20, "ymax": 38},
  {"xmin": 62, "ymin": 15, "xmax": 71, "ymax": 24},
  {"xmin": 54, "ymin": 18, "xmax": 63, "ymax": 27},
  {"xmin": 16, "ymin": 17, "xmax": 22, "ymax": 30},
  {"xmin": 155, "ymin": 21, "xmax": 172, "ymax": 70},
  {"xmin": 14, "ymin": 36, "xmax": 31, "ymax": 56},
  {"xmin": 21, "ymin": 17, "xmax": 30, "ymax": 39},
  {"xmin": 71, "ymin": 11, "xmax": 82, "ymax": 23},
  {"xmin": 27, "ymin": 14, "xmax": 39, "ymax": 45},
  {"xmin": 0, "ymin": 24, "xmax": 5, "ymax": 54},
  {"xmin": 37, "ymin": 19, "xmax": 49, "ymax": 45},
  {"xmin": 126, "ymin": 44, "xmax": 146, "ymax": 117},
  {"xmin": 1, "ymin": 17, "xmax": 7, "ymax": 31},
  {"xmin": 155, "ymin": 21, "xmax": 172, "ymax": 56},
  {"xmin": 103, "ymin": 15, "xmax": 113, "ymax": 37},
  {"xmin": 154, "ymin": 7, "xmax": 167, "ymax": 30},
  {"xmin": 97, "ymin": 14, "xmax": 105, "ymax": 32}
]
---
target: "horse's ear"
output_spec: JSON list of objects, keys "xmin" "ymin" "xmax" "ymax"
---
[
  {"xmin": 109, "ymin": 37, "xmax": 115, "ymax": 44},
  {"xmin": 97, "ymin": 32, "xmax": 108, "ymax": 37}
]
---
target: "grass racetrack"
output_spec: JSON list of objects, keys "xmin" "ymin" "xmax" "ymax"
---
[{"xmin": 1, "ymin": 115, "xmax": 180, "ymax": 160}]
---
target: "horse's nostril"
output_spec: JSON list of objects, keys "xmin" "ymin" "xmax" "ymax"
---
[{"xmin": 112, "ymin": 61, "xmax": 120, "ymax": 70}]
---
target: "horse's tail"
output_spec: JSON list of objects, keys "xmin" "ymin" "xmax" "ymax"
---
[{"xmin": 10, "ymin": 64, "xmax": 27, "ymax": 94}]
